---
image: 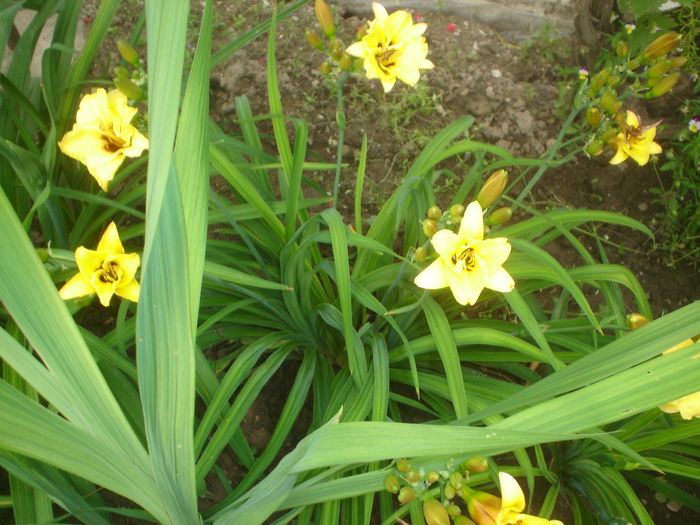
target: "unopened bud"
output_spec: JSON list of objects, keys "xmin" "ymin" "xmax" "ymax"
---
[
  {"xmin": 114, "ymin": 77, "xmax": 144, "ymax": 100},
  {"xmin": 585, "ymin": 140, "xmax": 604, "ymax": 157},
  {"xmin": 398, "ymin": 486, "xmax": 415, "ymax": 504},
  {"xmin": 627, "ymin": 57, "xmax": 642, "ymax": 71},
  {"xmin": 114, "ymin": 65, "xmax": 130, "ymax": 78},
  {"xmin": 338, "ymin": 55, "xmax": 353, "ymax": 71},
  {"xmin": 464, "ymin": 487, "xmax": 502, "ymax": 525},
  {"xmin": 447, "ymin": 504, "xmax": 462, "ymax": 517},
  {"xmin": 647, "ymin": 59, "xmax": 672, "ymax": 80},
  {"xmin": 599, "ymin": 127, "xmax": 619, "ymax": 143},
  {"xmin": 423, "ymin": 499, "xmax": 450, "ymax": 525},
  {"xmin": 422, "ymin": 219, "xmax": 438, "ymax": 238},
  {"xmin": 305, "ymin": 29, "xmax": 323, "ymax": 50},
  {"xmin": 117, "ymin": 40, "xmax": 140, "ymax": 66},
  {"xmin": 449, "ymin": 203, "xmax": 465, "ymax": 218},
  {"xmin": 607, "ymin": 74, "xmax": 622, "ymax": 86},
  {"xmin": 444, "ymin": 483, "xmax": 456, "ymax": 500},
  {"xmin": 427, "ymin": 471, "xmax": 441, "ymax": 484},
  {"xmin": 615, "ymin": 40, "xmax": 628, "ymax": 58},
  {"xmin": 320, "ymin": 61, "xmax": 332, "ymax": 76},
  {"xmin": 476, "ymin": 169, "xmax": 508, "ymax": 208},
  {"xmin": 414, "ymin": 246, "xmax": 428, "ymax": 263},
  {"xmin": 599, "ymin": 89, "xmax": 618, "ymax": 114},
  {"xmin": 642, "ymin": 32, "xmax": 681, "ymax": 60},
  {"xmin": 463, "ymin": 456, "xmax": 489, "ymax": 474},
  {"xmin": 448, "ymin": 472, "xmax": 464, "ymax": 490},
  {"xmin": 385, "ymin": 474, "xmax": 401, "ymax": 494},
  {"xmin": 427, "ymin": 205, "xmax": 442, "ymax": 220},
  {"xmin": 315, "ymin": 0, "xmax": 336, "ymax": 38},
  {"xmin": 585, "ymin": 106, "xmax": 601, "ymax": 127},
  {"xmin": 669, "ymin": 56, "xmax": 687, "ymax": 69},
  {"xmin": 329, "ymin": 39, "xmax": 344, "ymax": 59},
  {"xmin": 590, "ymin": 68, "xmax": 610, "ymax": 93},
  {"xmin": 646, "ymin": 71, "xmax": 680, "ymax": 98},
  {"xmin": 396, "ymin": 458, "xmax": 411, "ymax": 473},
  {"xmin": 626, "ymin": 313, "xmax": 650, "ymax": 331},
  {"xmin": 407, "ymin": 468, "xmax": 421, "ymax": 483},
  {"xmin": 487, "ymin": 207, "xmax": 513, "ymax": 226}
]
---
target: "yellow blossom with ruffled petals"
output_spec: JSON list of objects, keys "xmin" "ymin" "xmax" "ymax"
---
[
  {"xmin": 346, "ymin": 2, "xmax": 434, "ymax": 92},
  {"xmin": 608, "ymin": 110, "xmax": 662, "ymax": 166},
  {"xmin": 660, "ymin": 339, "xmax": 700, "ymax": 420},
  {"xmin": 58, "ymin": 88, "xmax": 149, "ymax": 191},
  {"xmin": 414, "ymin": 201, "xmax": 514, "ymax": 305},
  {"xmin": 496, "ymin": 473, "xmax": 564, "ymax": 525},
  {"xmin": 59, "ymin": 222, "xmax": 140, "ymax": 307}
]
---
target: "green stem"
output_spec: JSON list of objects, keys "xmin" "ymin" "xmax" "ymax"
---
[{"xmin": 332, "ymin": 72, "xmax": 349, "ymax": 209}]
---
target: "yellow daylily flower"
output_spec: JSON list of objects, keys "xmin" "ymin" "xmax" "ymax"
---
[
  {"xmin": 608, "ymin": 110, "xmax": 662, "ymax": 166},
  {"xmin": 59, "ymin": 222, "xmax": 140, "ymax": 307},
  {"xmin": 345, "ymin": 2, "xmax": 434, "ymax": 92},
  {"xmin": 496, "ymin": 472, "xmax": 564, "ymax": 525},
  {"xmin": 58, "ymin": 88, "xmax": 149, "ymax": 191},
  {"xmin": 660, "ymin": 338, "xmax": 700, "ymax": 420},
  {"xmin": 414, "ymin": 201, "xmax": 514, "ymax": 305}
]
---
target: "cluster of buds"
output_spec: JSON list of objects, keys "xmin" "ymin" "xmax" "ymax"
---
[
  {"xmin": 113, "ymin": 40, "xmax": 146, "ymax": 101},
  {"xmin": 580, "ymin": 30, "xmax": 684, "ymax": 163},
  {"xmin": 384, "ymin": 457, "xmax": 490, "ymax": 525},
  {"xmin": 305, "ymin": 0, "xmax": 357, "ymax": 76}
]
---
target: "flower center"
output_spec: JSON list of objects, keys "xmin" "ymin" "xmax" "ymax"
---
[
  {"xmin": 451, "ymin": 245, "xmax": 477, "ymax": 272},
  {"xmin": 101, "ymin": 124, "xmax": 127, "ymax": 153},
  {"xmin": 98, "ymin": 261, "xmax": 122, "ymax": 284}
]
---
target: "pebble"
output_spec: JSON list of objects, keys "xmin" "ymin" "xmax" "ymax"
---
[{"xmin": 491, "ymin": 69, "xmax": 502, "ymax": 78}]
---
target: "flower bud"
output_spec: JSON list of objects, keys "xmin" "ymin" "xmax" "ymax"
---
[
  {"xmin": 626, "ymin": 313, "xmax": 650, "ymax": 331},
  {"xmin": 114, "ymin": 77, "xmax": 144, "ymax": 101},
  {"xmin": 427, "ymin": 471, "xmax": 441, "ymax": 484},
  {"xmin": 449, "ymin": 203, "xmax": 465, "ymax": 218},
  {"xmin": 477, "ymin": 169, "xmax": 508, "ymax": 208},
  {"xmin": 422, "ymin": 219, "xmax": 438, "ymax": 238},
  {"xmin": 398, "ymin": 486, "xmax": 415, "ymax": 504},
  {"xmin": 462, "ymin": 456, "xmax": 489, "ymax": 474},
  {"xmin": 114, "ymin": 65, "xmax": 130, "ymax": 78},
  {"xmin": 627, "ymin": 58, "xmax": 642, "ymax": 71},
  {"xmin": 315, "ymin": 0, "xmax": 336, "ymax": 39},
  {"xmin": 647, "ymin": 59, "xmax": 672, "ymax": 80},
  {"xmin": 599, "ymin": 89, "xmax": 618, "ymax": 113},
  {"xmin": 646, "ymin": 71, "xmax": 680, "ymax": 98},
  {"xmin": 385, "ymin": 474, "xmax": 401, "ymax": 494},
  {"xmin": 396, "ymin": 458, "xmax": 412, "ymax": 472},
  {"xmin": 423, "ymin": 499, "xmax": 450, "ymax": 525},
  {"xmin": 585, "ymin": 106, "xmax": 601, "ymax": 127},
  {"xmin": 669, "ymin": 56, "xmax": 687, "ymax": 69},
  {"xmin": 585, "ymin": 140, "xmax": 604, "ymax": 157},
  {"xmin": 427, "ymin": 205, "xmax": 442, "ymax": 220},
  {"xmin": 642, "ymin": 32, "xmax": 681, "ymax": 60},
  {"xmin": 449, "ymin": 472, "xmax": 464, "ymax": 490},
  {"xmin": 454, "ymin": 517, "xmax": 476, "ymax": 525},
  {"xmin": 407, "ymin": 468, "xmax": 421, "ymax": 483},
  {"xmin": 464, "ymin": 487, "xmax": 502, "ymax": 525},
  {"xmin": 606, "ymin": 74, "xmax": 622, "ymax": 86},
  {"xmin": 305, "ymin": 29, "xmax": 323, "ymax": 50},
  {"xmin": 447, "ymin": 504, "xmax": 462, "ymax": 517},
  {"xmin": 320, "ymin": 61, "xmax": 332, "ymax": 76},
  {"xmin": 444, "ymin": 483, "xmax": 456, "ymax": 500},
  {"xmin": 615, "ymin": 40, "xmax": 628, "ymax": 58},
  {"xmin": 338, "ymin": 55, "xmax": 353, "ymax": 71},
  {"xmin": 414, "ymin": 246, "xmax": 428, "ymax": 263},
  {"xmin": 599, "ymin": 127, "xmax": 619, "ymax": 143},
  {"xmin": 117, "ymin": 39, "xmax": 140, "ymax": 66},
  {"xmin": 590, "ymin": 68, "xmax": 610, "ymax": 93}
]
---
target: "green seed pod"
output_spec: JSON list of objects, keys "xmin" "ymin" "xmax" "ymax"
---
[
  {"xmin": 114, "ymin": 77, "xmax": 144, "ymax": 101},
  {"xmin": 117, "ymin": 39, "xmax": 140, "ymax": 66},
  {"xmin": 423, "ymin": 499, "xmax": 450, "ymax": 525},
  {"xmin": 463, "ymin": 455, "xmax": 489, "ymax": 473},
  {"xmin": 615, "ymin": 40, "xmax": 628, "ymax": 58},
  {"xmin": 585, "ymin": 106, "xmax": 601, "ymax": 127},
  {"xmin": 422, "ymin": 219, "xmax": 438, "ymax": 238},
  {"xmin": 305, "ymin": 29, "xmax": 323, "ymax": 50},
  {"xmin": 449, "ymin": 203, "xmax": 465, "ymax": 218},
  {"xmin": 398, "ymin": 487, "xmax": 415, "ymax": 504},
  {"xmin": 427, "ymin": 205, "xmax": 442, "ymax": 220},
  {"xmin": 646, "ymin": 71, "xmax": 680, "ymax": 97},
  {"xmin": 385, "ymin": 474, "xmax": 401, "ymax": 494},
  {"xmin": 449, "ymin": 472, "xmax": 464, "ymax": 490},
  {"xmin": 36, "ymin": 248, "xmax": 49, "ymax": 263},
  {"xmin": 396, "ymin": 458, "xmax": 412, "ymax": 473}
]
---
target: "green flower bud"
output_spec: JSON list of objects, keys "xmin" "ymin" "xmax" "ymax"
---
[
  {"xmin": 626, "ymin": 313, "xmax": 650, "ymax": 331},
  {"xmin": 449, "ymin": 203, "xmax": 465, "ymax": 218},
  {"xmin": 114, "ymin": 77, "xmax": 144, "ymax": 101},
  {"xmin": 476, "ymin": 169, "xmax": 508, "ymax": 208},
  {"xmin": 585, "ymin": 140, "xmax": 604, "ymax": 157},
  {"xmin": 647, "ymin": 59, "xmax": 672, "ymax": 80},
  {"xmin": 315, "ymin": 0, "xmax": 336, "ymax": 39},
  {"xmin": 448, "ymin": 472, "xmax": 464, "ymax": 490},
  {"xmin": 642, "ymin": 32, "xmax": 681, "ymax": 60},
  {"xmin": 414, "ymin": 246, "xmax": 428, "ymax": 263},
  {"xmin": 444, "ymin": 483, "xmax": 456, "ymax": 500},
  {"xmin": 598, "ymin": 89, "xmax": 618, "ymax": 114},
  {"xmin": 599, "ymin": 127, "xmax": 619, "ymax": 143},
  {"xmin": 117, "ymin": 39, "xmax": 140, "ymax": 66},
  {"xmin": 447, "ymin": 504, "xmax": 462, "ymax": 517},
  {"xmin": 627, "ymin": 57, "xmax": 642, "ymax": 70},
  {"xmin": 320, "ymin": 61, "xmax": 332, "ymax": 76},
  {"xmin": 114, "ymin": 66, "xmax": 130, "ymax": 78},
  {"xmin": 396, "ymin": 458, "xmax": 412, "ymax": 473},
  {"xmin": 615, "ymin": 40, "xmax": 628, "ymax": 58},
  {"xmin": 590, "ymin": 68, "xmax": 610, "ymax": 93},
  {"xmin": 398, "ymin": 486, "xmax": 415, "ymax": 504},
  {"xmin": 422, "ymin": 219, "xmax": 438, "ymax": 238},
  {"xmin": 462, "ymin": 456, "xmax": 489, "ymax": 473},
  {"xmin": 606, "ymin": 74, "xmax": 622, "ymax": 86},
  {"xmin": 585, "ymin": 106, "xmax": 601, "ymax": 127},
  {"xmin": 407, "ymin": 468, "xmax": 421, "ymax": 484},
  {"xmin": 426, "ymin": 471, "xmax": 441, "ymax": 485},
  {"xmin": 385, "ymin": 474, "xmax": 401, "ymax": 494},
  {"xmin": 305, "ymin": 29, "xmax": 323, "ymax": 50},
  {"xmin": 423, "ymin": 499, "xmax": 450, "ymax": 525},
  {"xmin": 427, "ymin": 205, "xmax": 442, "ymax": 220},
  {"xmin": 669, "ymin": 56, "xmax": 687, "ymax": 69},
  {"xmin": 487, "ymin": 207, "xmax": 513, "ymax": 226},
  {"xmin": 646, "ymin": 71, "xmax": 680, "ymax": 98},
  {"xmin": 338, "ymin": 55, "xmax": 353, "ymax": 71}
]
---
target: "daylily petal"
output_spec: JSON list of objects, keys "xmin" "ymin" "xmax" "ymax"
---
[
  {"xmin": 459, "ymin": 201, "xmax": 484, "ymax": 241},
  {"xmin": 112, "ymin": 252, "xmax": 140, "ymax": 278},
  {"xmin": 372, "ymin": 2, "xmax": 388, "ymax": 20},
  {"xmin": 381, "ymin": 77, "xmax": 396, "ymax": 92},
  {"xmin": 431, "ymin": 229, "xmax": 461, "ymax": 261},
  {"xmin": 608, "ymin": 142, "xmax": 629, "ymax": 165},
  {"xmin": 445, "ymin": 265, "xmax": 485, "ymax": 305},
  {"xmin": 627, "ymin": 146, "xmax": 651, "ymax": 166},
  {"xmin": 484, "ymin": 266, "xmax": 515, "ymax": 293},
  {"xmin": 393, "ymin": 59, "xmax": 421, "ymax": 85},
  {"xmin": 498, "ymin": 472, "xmax": 526, "ymax": 515},
  {"xmin": 107, "ymin": 88, "xmax": 137, "ymax": 124},
  {"xmin": 346, "ymin": 41, "xmax": 366, "ymax": 57},
  {"xmin": 414, "ymin": 259, "xmax": 448, "ymax": 289},
  {"xmin": 97, "ymin": 222, "xmax": 125, "ymax": 253},
  {"xmin": 58, "ymin": 273, "xmax": 94, "ymax": 300},
  {"xmin": 625, "ymin": 110, "xmax": 640, "ymax": 128},
  {"xmin": 88, "ymin": 155, "xmax": 126, "ymax": 191},
  {"xmin": 58, "ymin": 127, "xmax": 106, "ymax": 163},
  {"xmin": 75, "ymin": 247, "xmax": 106, "ymax": 275},
  {"xmin": 92, "ymin": 280, "xmax": 116, "ymax": 307},
  {"xmin": 116, "ymin": 278, "xmax": 140, "ymax": 303},
  {"xmin": 477, "ymin": 238, "xmax": 511, "ymax": 268},
  {"xmin": 75, "ymin": 89, "xmax": 109, "ymax": 126}
]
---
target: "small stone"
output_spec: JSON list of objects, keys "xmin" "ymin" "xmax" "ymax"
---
[
  {"xmin": 491, "ymin": 69, "xmax": 502, "ymax": 78},
  {"xmin": 638, "ymin": 202, "xmax": 648, "ymax": 211},
  {"xmin": 667, "ymin": 500, "xmax": 682, "ymax": 512},
  {"xmin": 485, "ymin": 86, "xmax": 496, "ymax": 98}
]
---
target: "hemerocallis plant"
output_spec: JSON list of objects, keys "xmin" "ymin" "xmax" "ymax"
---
[
  {"xmin": 58, "ymin": 88, "xmax": 149, "ymax": 191},
  {"xmin": 414, "ymin": 201, "xmax": 515, "ymax": 305},
  {"xmin": 608, "ymin": 110, "xmax": 662, "ymax": 166},
  {"xmin": 464, "ymin": 472, "xmax": 564, "ymax": 525},
  {"xmin": 660, "ymin": 338, "xmax": 700, "ymax": 419},
  {"xmin": 345, "ymin": 2, "xmax": 434, "ymax": 92},
  {"xmin": 59, "ymin": 222, "xmax": 140, "ymax": 307}
]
